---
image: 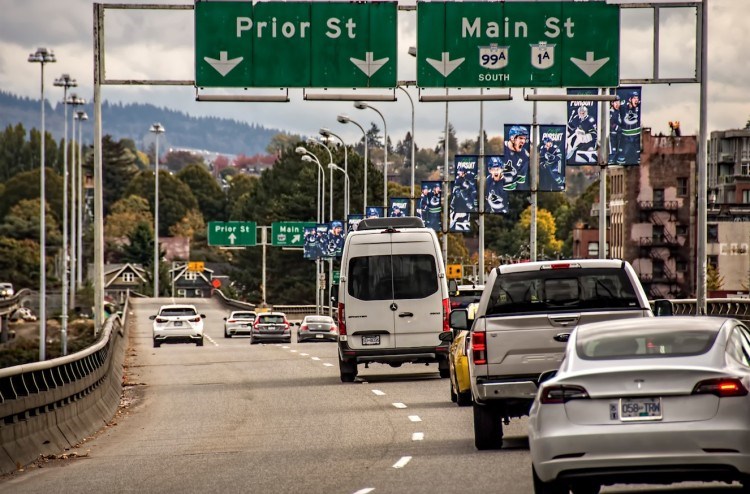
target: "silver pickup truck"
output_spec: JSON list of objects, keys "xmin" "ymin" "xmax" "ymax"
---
[{"xmin": 450, "ymin": 259, "xmax": 657, "ymax": 450}]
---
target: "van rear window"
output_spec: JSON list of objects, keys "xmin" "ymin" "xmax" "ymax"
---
[{"xmin": 348, "ymin": 254, "xmax": 438, "ymax": 301}]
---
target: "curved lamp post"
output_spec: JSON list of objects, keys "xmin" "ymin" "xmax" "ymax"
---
[
  {"xmin": 28, "ymin": 47, "xmax": 56, "ymax": 361},
  {"xmin": 337, "ymin": 114, "xmax": 367, "ymax": 214},
  {"xmin": 66, "ymin": 95, "xmax": 85, "ymax": 316},
  {"xmin": 74, "ymin": 109, "xmax": 88, "ymax": 289},
  {"xmin": 320, "ymin": 128, "xmax": 349, "ymax": 218},
  {"xmin": 397, "ymin": 86, "xmax": 416, "ymax": 215},
  {"xmin": 149, "ymin": 123, "xmax": 165, "ymax": 297},
  {"xmin": 354, "ymin": 101, "xmax": 388, "ymax": 208}
]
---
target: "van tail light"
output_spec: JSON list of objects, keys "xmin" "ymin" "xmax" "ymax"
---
[
  {"xmin": 338, "ymin": 303, "xmax": 346, "ymax": 335},
  {"xmin": 472, "ymin": 329, "xmax": 486, "ymax": 365},
  {"xmin": 442, "ymin": 298, "xmax": 451, "ymax": 332},
  {"xmin": 540, "ymin": 385, "xmax": 590, "ymax": 404},
  {"xmin": 692, "ymin": 378, "xmax": 748, "ymax": 398}
]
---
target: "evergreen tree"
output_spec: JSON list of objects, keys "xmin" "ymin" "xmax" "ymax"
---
[
  {"xmin": 177, "ymin": 163, "xmax": 226, "ymax": 222},
  {"xmin": 102, "ymin": 135, "xmax": 140, "ymax": 217},
  {"xmin": 120, "ymin": 222, "xmax": 155, "ymax": 267}
]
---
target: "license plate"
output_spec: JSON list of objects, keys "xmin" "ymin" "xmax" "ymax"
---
[
  {"xmin": 316, "ymin": 334, "xmax": 324, "ymax": 339},
  {"xmin": 362, "ymin": 335, "xmax": 380, "ymax": 346},
  {"xmin": 614, "ymin": 397, "xmax": 662, "ymax": 421},
  {"xmin": 173, "ymin": 321, "xmax": 182, "ymax": 327}
]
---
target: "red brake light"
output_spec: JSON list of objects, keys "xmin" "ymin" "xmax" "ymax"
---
[
  {"xmin": 191, "ymin": 316, "xmax": 201, "ymax": 322},
  {"xmin": 693, "ymin": 378, "xmax": 748, "ymax": 397},
  {"xmin": 338, "ymin": 303, "xmax": 346, "ymax": 335},
  {"xmin": 540, "ymin": 385, "xmax": 590, "ymax": 404},
  {"xmin": 300, "ymin": 324, "xmax": 308, "ymax": 332},
  {"xmin": 442, "ymin": 298, "xmax": 451, "ymax": 332},
  {"xmin": 472, "ymin": 330, "xmax": 486, "ymax": 365},
  {"xmin": 228, "ymin": 319, "xmax": 236, "ymax": 323},
  {"xmin": 156, "ymin": 317, "xmax": 167, "ymax": 323}
]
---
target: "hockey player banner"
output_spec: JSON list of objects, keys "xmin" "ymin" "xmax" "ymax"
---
[
  {"xmin": 347, "ymin": 214, "xmax": 364, "ymax": 233},
  {"xmin": 365, "ymin": 206, "xmax": 385, "ymax": 219},
  {"xmin": 450, "ymin": 155, "xmax": 478, "ymax": 232},
  {"xmin": 608, "ymin": 86, "xmax": 642, "ymax": 166},
  {"xmin": 419, "ymin": 180, "xmax": 442, "ymax": 231},
  {"xmin": 485, "ymin": 155, "xmax": 510, "ymax": 214},
  {"xmin": 326, "ymin": 220, "xmax": 345, "ymax": 258},
  {"xmin": 566, "ymin": 88, "xmax": 599, "ymax": 166},
  {"xmin": 315, "ymin": 223, "xmax": 330, "ymax": 259},
  {"xmin": 303, "ymin": 226, "xmax": 317, "ymax": 260},
  {"xmin": 388, "ymin": 198, "xmax": 409, "ymax": 218},
  {"xmin": 502, "ymin": 125, "xmax": 531, "ymax": 191},
  {"xmin": 538, "ymin": 125, "xmax": 566, "ymax": 192}
]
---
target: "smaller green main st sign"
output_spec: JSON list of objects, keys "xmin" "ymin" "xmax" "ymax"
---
[
  {"xmin": 208, "ymin": 221, "xmax": 257, "ymax": 247},
  {"xmin": 417, "ymin": 1, "xmax": 620, "ymax": 88},
  {"xmin": 272, "ymin": 221, "xmax": 315, "ymax": 247}
]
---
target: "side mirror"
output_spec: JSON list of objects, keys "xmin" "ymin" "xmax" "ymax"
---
[
  {"xmin": 223, "ymin": 317, "xmax": 227, "ymax": 321},
  {"xmin": 653, "ymin": 299, "xmax": 673, "ymax": 316},
  {"xmin": 439, "ymin": 331, "xmax": 454, "ymax": 343},
  {"xmin": 330, "ymin": 284, "xmax": 339, "ymax": 305},
  {"xmin": 149, "ymin": 315, "xmax": 156, "ymax": 320},
  {"xmin": 449, "ymin": 309, "xmax": 468, "ymax": 331},
  {"xmin": 201, "ymin": 314, "xmax": 206, "ymax": 319},
  {"xmin": 448, "ymin": 279, "xmax": 458, "ymax": 296}
]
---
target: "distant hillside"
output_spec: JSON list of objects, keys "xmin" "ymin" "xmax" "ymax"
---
[{"xmin": 0, "ymin": 91, "xmax": 285, "ymax": 156}]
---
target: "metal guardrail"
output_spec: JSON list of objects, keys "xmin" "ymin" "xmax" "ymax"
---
[{"xmin": 668, "ymin": 298, "xmax": 750, "ymax": 324}]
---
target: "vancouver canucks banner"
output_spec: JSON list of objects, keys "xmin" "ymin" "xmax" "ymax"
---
[
  {"xmin": 315, "ymin": 223, "xmax": 330, "ymax": 259},
  {"xmin": 365, "ymin": 206, "xmax": 385, "ymax": 219},
  {"xmin": 608, "ymin": 86, "xmax": 642, "ymax": 166},
  {"xmin": 303, "ymin": 226, "xmax": 317, "ymax": 260},
  {"xmin": 417, "ymin": 180, "xmax": 442, "ymax": 231},
  {"xmin": 485, "ymin": 155, "xmax": 510, "ymax": 214},
  {"xmin": 326, "ymin": 220, "xmax": 345, "ymax": 257},
  {"xmin": 566, "ymin": 88, "xmax": 599, "ymax": 165},
  {"xmin": 538, "ymin": 125, "xmax": 566, "ymax": 192},
  {"xmin": 347, "ymin": 214, "xmax": 364, "ymax": 233},
  {"xmin": 450, "ymin": 155, "xmax": 478, "ymax": 232},
  {"xmin": 502, "ymin": 125, "xmax": 531, "ymax": 191},
  {"xmin": 388, "ymin": 198, "xmax": 408, "ymax": 217}
]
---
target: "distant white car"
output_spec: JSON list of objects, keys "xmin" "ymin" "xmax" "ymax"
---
[
  {"xmin": 529, "ymin": 316, "xmax": 750, "ymax": 493},
  {"xmin": 0, "ymin": 283, "xmax": 14, "ymax": 299},
  {"xmin": 223, "ymin": 310, "xmax": 257, "ymax": 338},
  {"xmin": 150, "ymin": 304, "xmax": 205, "ymax": 348}
]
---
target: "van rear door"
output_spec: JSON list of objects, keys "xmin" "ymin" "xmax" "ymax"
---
[
  {"xmin": 344, "ymin": 237, "xmax": 396, "ymax": 350},
  {"xmin": 391, "ymin": 234, "xmax": 443, "ymax": 348}
]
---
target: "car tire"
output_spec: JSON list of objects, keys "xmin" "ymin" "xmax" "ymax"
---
[
  {"xmin": 570, "ymin": 483, "xmax": 600, "ymax": 494},
  {"xmin": 473, "ymin": 402, "xmax": 503, "ymax": 450},
  {"xmin": 532, "ymin": 465, "xmax": 567, "ymax": 494},
  {"xmin": 456, "ymin": 388, "xmax": 472, "ymax": 407},
  {"xmin": 153, "ymin": 339, "xmax": 160, "ymax": 348},
  {"xmin": 339, "ymin": 357, "xmax": 357, "ymax": 383},
  {"xmin": 197, "ymin": 338, "xmax": 204, "ymax": 347},
  {"xmin": 438, "ymin": 358, "xmax": 450, "ymax": 379},
  {"xmin": 224, "ymin": 329, "xmax": 231, "ymax": 339},
  {"xmin": 250, "ymin": 336, "xmax": 256, "ymax": 345},
  {"xmin": 450, "ymin": 379, "xmax": 458, "ymax": 403}
]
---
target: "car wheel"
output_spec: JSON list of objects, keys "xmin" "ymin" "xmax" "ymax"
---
[
  {"xmin": 739, "ymin": 477, "xmax": 750, "ymax": 493},
  {"xmin": 224, "ymin": 328, "xmax": 231, "ymax": 338},
  {"xmin": 570, "ymin": 483, "xmax": 600, "ymax": 494},
  {"xmin": 153, "ymin": 339, "xmax": 160, "ymax": 348},
  {"xmin": 339, "ymin": 357, "xmax": 357, "ymax": 383},
  {"xmin": 532, "ymin": 465, "xmax": 567, "ymax": 494},
  {"xmin": 450, "ymin": 379, "xmax": 458, "ymax": 403},
  {"xmin": 197, "ymin": 338, "xmax": 204, "ymax": 347},
  {"xmin": 456, "ymin": 388, "xmax": 472, "ymax": 407},
  {"xmin": 473, "ymin": 402, "xmax": 503, "ymax": 450},
  {"xmin": 250, "ymin": 336, "xmax": 256, "ymax": 345},
  {"xmin": 438, "ymin": 358, "xmax": 450, "ymax": 379}
]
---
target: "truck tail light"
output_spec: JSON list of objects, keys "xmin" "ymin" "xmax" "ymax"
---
[
  {"xmin": 540, "ymin": 385, "xmax": 590, "ymax": 404},
  {"xmin": 472, "ymin": 330, "xmax": 486, "ymax": 365},
  {"xmin": 442, "ymin": 298, "xmax": 451, "ymax": 332},
  {"xmin": 692, "ymin": 378, "xmax": 748, "ymax": 397},
  {"xmin": 338, "ymin": 303, "xmax": 346, "ymax": 335}
]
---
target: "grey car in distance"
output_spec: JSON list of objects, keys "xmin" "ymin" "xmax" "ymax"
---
[
  {"xmin": 250, "ymin": 312, "xmax": 291, "ymax": 345},
  {"xmin": 297, "ymin": 315, "xmax": 337, "ymax": 343},
  {"xmin": 529, "ymin": 316, "xmax": 750, "ymax": 494},
  {"xmin": 223, "ymin": 310, "xmax": 257, "ymax": 338}
]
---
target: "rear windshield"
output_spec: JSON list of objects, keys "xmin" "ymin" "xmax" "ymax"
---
[
  {"xmin": 577, "ymin": 329, "xmax": 719, "ymax": 360},
  {"xmin": 258, "ymin": 315, "xmax": 285, "ymax": 324},
  {"xmin": 485, "ymin": 267, "xmax": 640, "ymax": 316},
  {"xmin": 450, "ymin": 291, "xmax": 483, "ymax": 308},
  {"xmin": 348, "ymin": 254, "xmax": 438, "ymax": 301},
  {"xmin": 306, "ymin": 316, "xmax": 334, "ymax": 323},
  {"xmin": 234, "ymin": 312, "xmax": 256, "ymax": 319},
  {"xmin": 160, "ymin": 307, "xmax": 197, "ymax": 317}
]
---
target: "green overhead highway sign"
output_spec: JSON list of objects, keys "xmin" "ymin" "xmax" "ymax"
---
[
  {"xmin": 272, "ymin": 221, "xmax": 315, "ymax": 247},
  {"xmin": 208, "ymin": 221, "xmax": 257, "ymax": 247},
  {"xmin": 416, "ymin": 1, "xmax": 619, "ymax": 88},
  {"xmin": 195, "ymin": 1, "xmax": 397, "ymax": 88}
]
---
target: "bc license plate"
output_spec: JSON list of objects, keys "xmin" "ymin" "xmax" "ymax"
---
[
  {"xmin": 316, "ymin": 334, "xmax": 324, "ymax": 339},
  {"xmin": 362, "ymin": 335, "xmax": 380, "ymax": 346},
  {"xmin": 174, "ymin": 321, "xmax": 182, "ymax": 327},
  {"xmin": 616, "ymin": 397, "xmax": 662, "ymax": 421}
]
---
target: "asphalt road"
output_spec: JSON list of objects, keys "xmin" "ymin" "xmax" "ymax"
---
[{"xmin": 0, "ymin": 297, "xmax": 744, "ymax": 493}]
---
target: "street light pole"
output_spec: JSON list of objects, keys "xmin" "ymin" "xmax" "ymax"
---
[
  {"xmin": 397, "ymin": 86, "xmax": 416, "ymax": 216},
  {"xmin": 355, "ymin": 102, "xmax": 388, "ymax": 208},
  {"xmin": 54, "ymin": 73, "xmax": 76, "ymax": 356},
  {"xmin": 297, "ymin": 147, "xmax": 326, "ymax": 315},
  {"xmin": 149, "ymin": 123, "xmax": 165, "ymax": 298},
  {"xmin": 337, "ymin": 115, "xmax": 367, "ymax": 214},
  {"xmin": 320, "ymin": 128, "xmax": 349, "ymax": 217},
  {"xmin": 67, "ymin": 95, "xmax": 85, "ymax": 314},
  {"xmin": 28, "ymin": 47, "xmax": 56, "ymax": 361},
  {"xmin": 75, "ymin": 110, "xmax": 88, "ymax": 289}
]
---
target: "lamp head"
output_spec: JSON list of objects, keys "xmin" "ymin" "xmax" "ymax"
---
[
  {"xmin": 353, "ymin": 101, "xmax": 368, "ymax": 110},
  {"xmin": 301, "ymin": 155, "xmax": 313, "ymax": 163},
  {"xmin": 337, "ymin": 114, "xmax": 350, "ymax": 124},
  {"xmin": 149, "ymin": 123, "xmax": 165, "ymax": 134},
  {"xmin": 75, "ymin": 111, "xmax": 88, "ymax": 121},
  {"xmin": 28, "ymin": 47, "xmax": 56, "ymax": 64},
  {"xmin": 54, "ymin": 74, "xmax": 77, "ymax": 88},
  {"xmin": 319, "ymin": 128, "xmax": 331, "ymax": 138}
]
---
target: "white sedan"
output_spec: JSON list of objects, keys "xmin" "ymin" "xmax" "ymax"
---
[
  {"xmin": 223, "ymin": 310, "xmax": 257, "ymax": 338},
  {"xmin": 150, "ymin": 304, "xmax": 206, "ymax": 348},
  {"xmin": 529, "ymin": 316, "xmax": 750, "ymax": 494}
]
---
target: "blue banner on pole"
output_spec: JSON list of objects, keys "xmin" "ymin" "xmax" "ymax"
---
[
  {"xmin": 450, "ymin": 155, "xmax": 478, "ymax": 232},
  {"xmin": 538, "ymin": 125, "xmax": 566, "ymax": 192},
  {"xmin": 417, "ymin": 181, "xmax": 442, "ymax": 231},
  {"xmin": 388, "ymin": 198, "xmax": 409, "ymax": 218},
  {"xmin": 566, "ymin": 88, "xmax": 599, "ymax": 166},
  {"xmin": 365, "ymin": 206, "xmax": 385, "ymax": 219},
  {"xmin": 485, "ymin": 155, "xmax": 509, "ymax": 214},
  {"xmin": 502, "ymin": 124, "xmax": 531, "ymax": 191},
  {"xmin": 347, "ymin": 214, "xmax": 364, "ymax": 233}
]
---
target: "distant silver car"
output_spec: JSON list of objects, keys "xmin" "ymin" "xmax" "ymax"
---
[
  {"xmin": 297, "ymin": 315, "xmax": 337, "ymax": 343},
  {"xmin": 0, "ymin": 282, "xmax": 14, "ymax": 299},
  {"xmin": 223, "ymin": 310, "xmax": 257, "ymax": 338},
  {"xmin": 250, "ymin": 312, "xmax": 291, "ymax": 345},
  {"xmin": 529, "ymin": 316, "xmax": 750, "ymax": 493}
]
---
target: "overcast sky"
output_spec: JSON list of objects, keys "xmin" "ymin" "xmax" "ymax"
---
[{"xmin": 0, "ymin": 0, "xmax": 746, "ymax": 154}]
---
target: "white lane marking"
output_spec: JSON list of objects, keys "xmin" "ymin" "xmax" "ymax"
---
[
  {"xmin": 281, "ymin": 346, "xmax": 290, "ymax": 349},
  {"xmin": 323, "ymin": 363, "xmax": 334, "ymax": 367},
  {"xmin": 392, "ymin": 403, "xmax": 407, "ymax": 409},
  {"xmin": 204, "ymin": 335, "xmax": 219, "ymax": 347},
  {"xmin": 311, "ymin": 357, "xmax": 320, "ymax": 361},
  {"xmin": 372, "ymin": 389, "xmax": 385, "ymax": 396},
  {"xmin": 412, "ymin": 432, "xmax": 424, "ymax": 441},
  {"xmin": 352, "ymin": 489, "xmax": 375, "ymax": 494},
  {"xmin": 290, "ymin": 350, "xmax": 298, "ymax": 353},
  {"xmin": 392, "ymin": 456, "xmax": 412, "ymax": 469},
  {"xmin": 408, "ymin": 415, "xmax": 422, "ymax": 422},
  {"xmin": 300, "ymin": 353, "xmax": 309, "ymax": 356}
]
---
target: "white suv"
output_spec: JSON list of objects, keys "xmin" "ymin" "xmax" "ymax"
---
[{"xmin": 150, "ymin": 304, "xmax": 206, "ymax": 348}]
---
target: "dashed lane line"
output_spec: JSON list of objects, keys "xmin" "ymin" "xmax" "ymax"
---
[
  {"xmin": 392, "ymin": 456, "xmax": 412, "ymax": 469},
  {"xmin": 372, "ymin": 390, "xmax": 386, "ymax": 396},
  {"xmin": 205, "ymin": 335, "xmax": 219, "ymax": 347},
  {"xmin": 392, "ymin": 403, "xmax": 407, "ymax": 409},
  {"xmin": 412, "ymin": 432, "xmax": 424, "ymax": 441},
  {"xmin": 408, "ymin": 415, "xmax": 421, "ymax": 422}
]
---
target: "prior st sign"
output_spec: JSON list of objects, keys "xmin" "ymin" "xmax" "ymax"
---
[
  {"xmin": 416, "ymin": 1, "xmax": 620, "ymax": 88},
  {"xmin": 195, "ymin": 1, "xmax": 397, "ymax": 88}
]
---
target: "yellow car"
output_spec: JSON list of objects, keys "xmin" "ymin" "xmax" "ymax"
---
[{"xmin": 447, "ymin": 301, "xmax": 480, "ymax": 406}]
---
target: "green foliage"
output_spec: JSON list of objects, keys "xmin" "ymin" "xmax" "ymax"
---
[
  {"xmin": 124, "ymin": 170, "xmax": 199, "ymax": 236},
  {"xmin": 0, "ymin": 237, "xmax": 40, "ymax": 288},
  {"xmin": 177, "ymin": 163, "xmax": 226, "ymax": 222},
  {"xmin": 0, "ymin": 198, "xmax": 62, "ymax": 247},
  {"xmin": 102, "ymin": 135, "xmax": 140, "ymax": 216},
  {"xmin": 120, "ymin": 222, "xmax": 156, "ymax": 267},
  {"xmin": 707, "ymin": 264, "xmax": 725, "ymax": 291},
  {"xmin": 0, "ymin": 168, "xmax": 64, "ymax": 224},
  {"xmin": 164, "ymin": 150, "xmax": 205, "ymax": 173},
  {"xmin": 105, "ymin": 195, "xmax": 153, "ymax": 239}
]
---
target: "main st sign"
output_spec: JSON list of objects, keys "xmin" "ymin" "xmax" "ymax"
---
[
  {"xmin": 195, "ymin": 1, "xmax": 397, "ymax": 88},
  {"xmin": 417, "ymin": 1, "xmax": 619, "ymax": 88}
]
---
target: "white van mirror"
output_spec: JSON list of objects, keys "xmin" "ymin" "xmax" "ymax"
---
[{"xmin": 449, "ymin": 309, "xmax": 469, "ymax": 331}]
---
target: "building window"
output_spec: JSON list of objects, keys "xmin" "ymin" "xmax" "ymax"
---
[
  {"xmin": 185, "ymin": 271, "xmax": 197, "ymax": 281},
  {"xmin": 742, "ymin": 162, "xmax": 750, "ymax": 176},
  {"xmin": 708, "ymin": 255, "xmax": 718, "ymax": 269},
  {"xmin": 654, "ymin": 188, "xmax": 665, "ymax": 208},
  {"xmin": 177, "ymin": 289, "xmax": 187, "ymax": 297},
  {"xmin": 676, "ymin": 225, "xmax": 688, "ymax": 236},
  {"xmin": 743, "ymin": 190, "xmax": 750, "ymax": 204},
  {"xmin": 122, "ymin": 272, "xmax": 134, "ymax": 283},
  {"xmin": 587, "ymin": 242, "xmax": 599, "ymax": 257},
  {"xmin": 708, "ymin": 224, "xmax": 719, "ymax": 243},
  {"xmin": 677, "ymin": 177, "xmax": 688, "ymax": 196},
  {"xmin": 676, "ymin": 260, "xmax": 688, "ymax": 273}
]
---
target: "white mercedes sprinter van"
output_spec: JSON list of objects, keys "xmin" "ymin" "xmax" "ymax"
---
[{"xmin": 334, "ymin": 217, "xmax": 451, "ymax": 382}]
